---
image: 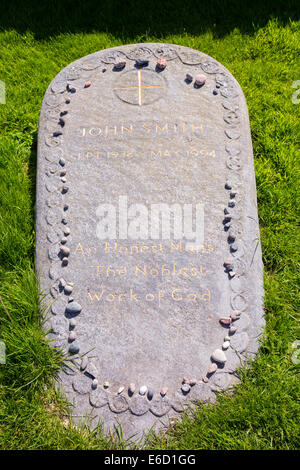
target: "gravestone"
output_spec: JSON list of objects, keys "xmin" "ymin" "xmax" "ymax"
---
[{"xmin": 36, "ymin": 43, "xmax": 264, "ymax": 437}]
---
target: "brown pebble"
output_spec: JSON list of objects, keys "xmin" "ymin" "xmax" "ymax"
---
[
  {"xmin": 230, "ymin": 310, "xmax": 241, "ymax": 320},
  {"xmin": 114, "ymin": 60, "xmax": 126, "ymax": 69},
  {"xmin": 195, "ymin": 74, "xmax": 206, "ymax": 86},
  {"xmin": 157, "ymin": 57, "xmax": 167, "ymax": 69},
  {"xmin": 68, "ymin": 331, "xmax": 76, "ymax": 341},
  {"xmin": 224, "ymin": 258, "xmax": 233, "ymax": 267},
  {"xmin": 229, "ymin": 326, "xmax": 237, "ymax": 335},
  {"xmin": 84, "ymin": 81, "xmax": 91, "ymax": 88},
  {"xmin": 182, "ymin": 377, "xmax": 190, "ymax": 384},
  {"xmin": 189, "ymin": 379, "xmax": 197, "ymax": 386},
  {"xmin": 60, "ymin": 246, "xmax": 70, "ymax": 257},
  {"xmin": 128, "ymin": 383, "xmax": 135, "ymax": 395},
  {"xmin": 207, "ymin": 363, "xmax": 218, "ymax": 375},
  {"xmin": 202, "ymin": 377, "xmax": 209, "ymax": 383},
  {"xmin": 219, "ymin": 317, "xmax": 232, "ymax": 325},
  {"xmin": 160, "ymin": 387, "xmax": 168, "ymax": 396}
]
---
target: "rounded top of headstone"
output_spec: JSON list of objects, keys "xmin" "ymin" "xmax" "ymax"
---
[{"xmin": 43, "ymin": 43, "xmax": 244, "ymax": 110}]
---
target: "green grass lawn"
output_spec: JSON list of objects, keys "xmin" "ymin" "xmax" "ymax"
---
[{"xmin": 0, "ymin": 0, "xmax": 299, "ymax": 450}]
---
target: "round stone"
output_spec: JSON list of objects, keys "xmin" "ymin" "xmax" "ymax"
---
[
  {"xmin": 186, "ymin": 72, "xmax": 193, "ymax": 82},
  {"xmin": 64, "ymin": 227, "xmax": 71, "ymax": 235},
  {"xmin": 68, "ymin": 331, "xmax": 77, "ymax": 342},
  {"xmin": 65, "ymin": 301, "xmax": 82, "ymax": 315},
  {"xmin": 181, "ymin": 384, "xmax": 191, "ymax": 394},
  {"xmin": 213, "ymin": 88, "xmax": 218, "ymax": 95},
  {"xmin": 128, "ymin": 383, "xmax": 136, "ymax": 395},
  {"xmin": 207, "ymin": 363, "xmax": 218, "ymax": 375},
  {"xmin": 59, "ymin": 277, "xmax": 66, "ymax": 288},
  {"xmin": 64, "ymin": 285, "xmax": 73, "ymax": 295},
  {"xmin": 69, "ymin": 318, "xmax": 77, "ymax": 328},
  {"xmin": 61, "ymin": 237, "xmax": 67, "ymax": 244},
  {"xmin": 231, "ymin": 310, "xmax": 242, "ymax": 321},
  {"xmin": 114, "ymin": 60, "xmax": 126, "ymax": 70},
  {"xmin": 195, "ymin": 74, "xmax": 206, "ymax": 86},
  {"xmin": 139, "ymin": 385, "xmax": 147, "ymax": 395},
  {"xmin": 147, "ymin": 389, "xmax": 154, "ymax": 400},
  {"xmin": 157, "ymin": 57, "xmax": 166, "ymax": 69},
  {"xmin": 92, "ymin": 379, "xmax": 98, "ymax": 389},
  {"xmin": 160, "ymin": 387, "xmax": 168, "ymax": 396},
  {"xmin": 135, "ymin": 57, "xmax": 149, "ymax": 66},
  {"xmin": 222, "ymin": 341, "xmax": 230, "ymax": 350},
  {"xmin": 103, "ymin": 381, "xmax": 110, "ymax": 388},
  {"xmin": 62, "ymin": 257, "xmax": 68, "ymax": 266},
  {"xmin": 190, "ymin": 379, "xmax": 197, "ymax": 386},
  {"xmin": 84, "ymin": 81, "xmax": 91, "ymax": 88},
  {"xmin": 219, "ymin": 317, "xmax": 232, "ymax": 325},
  {"xmin": 69, "ymin": 342, "xmax": 79, "ymax": 354},
  {"xmin": 53, "ymin": 130, "xmax": 63, "ymax": 137},
  {"xmin": 67, "ymin": 83, "xmax": 76, "ymax": 93},
  {"xmin": 224, "ymin": 258, "xmax": 233, "ymax": 267},
  {"xmin": 211, "ymin": 349, "xmax": 227, "ymax": 364},
  {"xmin": 118, "ymin": 386, "xmax": 125, "ymax": 394},
  {"xmin": 59, "ymin": 158, "xmax": 65, "ymax": 166}
]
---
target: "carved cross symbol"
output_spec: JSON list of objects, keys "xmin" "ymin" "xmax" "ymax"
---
[{"xmin": 114, "ymin": 70, "xmax": 165, "ymax": 106}]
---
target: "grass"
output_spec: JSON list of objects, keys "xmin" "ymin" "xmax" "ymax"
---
[{"xmin": 0, "ymin": 0, "xmax": 299, "ymax": 450}]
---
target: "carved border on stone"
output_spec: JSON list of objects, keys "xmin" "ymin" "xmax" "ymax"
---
[{"xmin": 39, "ymin": 43, "xmax": 264, "ymax": 420}]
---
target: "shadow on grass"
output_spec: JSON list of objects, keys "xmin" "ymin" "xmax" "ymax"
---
[{"xmin": 0, "ymin": 0, "xmax": 298, "ymax": 40}]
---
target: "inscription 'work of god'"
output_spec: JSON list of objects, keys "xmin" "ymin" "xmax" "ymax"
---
[{"xmin": 36, "ymin": 43, "xmax": 264, "ymax": 437}]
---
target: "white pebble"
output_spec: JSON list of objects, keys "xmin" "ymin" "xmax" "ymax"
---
[
  {"xmin": 139, "ymin": 385, "xmax": 147, "ymax": 395},
  {"xmin": 211, "ymin": 349, "xmax": 227, "ymax": 364}
]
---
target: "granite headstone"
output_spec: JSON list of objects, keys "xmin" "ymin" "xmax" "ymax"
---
[{"xmin": 36, "ymin": 43, "xmax": 264, "ymax": 437}]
